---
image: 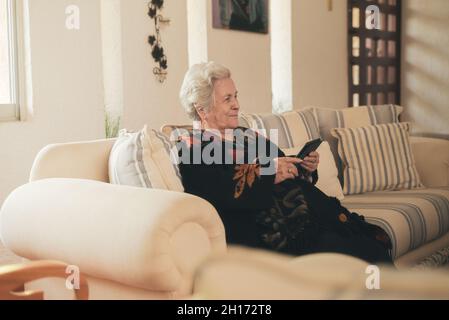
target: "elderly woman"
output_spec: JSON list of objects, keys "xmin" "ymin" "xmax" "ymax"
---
[{"xmin": 177, "ymin": 62, "xmax": 393, "ymax": 264}]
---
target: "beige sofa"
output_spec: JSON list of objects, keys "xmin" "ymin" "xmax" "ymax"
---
[
  {"xmin": 342, "ymin": 136, "xmax": 449, "ymax": 267},
  {"xmin": 241, "ymin": 107, "xmax": 449, "ymax": 268},
  {"xmin": 1, "ymin": 107, "xmax": 449, "ymax": 299}
]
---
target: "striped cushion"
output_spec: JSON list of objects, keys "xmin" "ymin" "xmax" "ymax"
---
[
  {"xmin": 331, "ymin": 122, "xmax": 423, "ymax": 195},
  {"xmin": 343, "ymin": 187, "xmax": 449, "ymax": 258},
  {"xmin": 242, "ymin": 110, "xmax": 320, "ymax": 149},
  {"xmin": 310, "ymin": 105, "xmax": 403, "ymax": 184},
  {"xmin": 108, "ymin": 126, "xmax": 183, "ymax": 191}
]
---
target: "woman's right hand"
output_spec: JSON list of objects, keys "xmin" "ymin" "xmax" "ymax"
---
[{"xmin": 274, "ymin": 157, "xmax": 303, "ymax": 184}]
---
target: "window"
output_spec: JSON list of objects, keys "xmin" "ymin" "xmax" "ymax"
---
[
  {"xmin": 0, "ymin": 0, "xmax": 20, "ymax": 120},
  {"xmin": 348, "ymin": 0, "xmax": 401, "ymax": 107}
]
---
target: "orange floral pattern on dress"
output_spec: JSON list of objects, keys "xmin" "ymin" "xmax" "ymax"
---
[{"xmin": 233, "ymin": 164, "xmax": 261, "ymax": 199}]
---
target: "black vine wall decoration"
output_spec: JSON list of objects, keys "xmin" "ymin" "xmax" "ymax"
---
[{"xmin": 147, "ymin": 0, "xmax": 170, "ymax": 83}]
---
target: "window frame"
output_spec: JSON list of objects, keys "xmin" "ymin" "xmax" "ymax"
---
[
  {"xmin": 348, "ymin": 0, "xmax": 402, "ymax": 107},
  {"xmin": 0, "ymin": 0, "xmax": 21, "ymax": 121}
]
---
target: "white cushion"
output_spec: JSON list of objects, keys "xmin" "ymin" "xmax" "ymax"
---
[{"xmin": 108, "ymin": 125, "xmax": 183, "ymax": 191}]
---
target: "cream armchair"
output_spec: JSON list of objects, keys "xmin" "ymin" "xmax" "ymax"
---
[
  {"xmin": 0, "ymin": 139, "xmax": 226, "ymax": 299},
  {"xmin": 194, "ymin": 246, "xmax": 449, "ymax": 300}
]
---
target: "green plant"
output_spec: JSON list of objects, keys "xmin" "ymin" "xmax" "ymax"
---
[{"xmin": 105, "ymin": 112, "xmax": 121, "ymax": 138}]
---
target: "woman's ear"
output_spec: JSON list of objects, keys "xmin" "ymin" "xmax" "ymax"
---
[{"xmin": 195, "ymin": 105, "xmax": 207, "ymax": 121}]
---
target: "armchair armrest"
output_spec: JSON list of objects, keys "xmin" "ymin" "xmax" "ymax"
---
[
  {"xmin": 0, "ymin": 178, "xmax": 226, "ymax": 294},
  {"xmin": 410, "ymin": 137, "xmax": 449, "ymax": 188}
]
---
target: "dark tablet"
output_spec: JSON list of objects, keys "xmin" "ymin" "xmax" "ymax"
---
[{"xmin": 297, "ymin": 138, "xmax": 323, "ymax": 159}]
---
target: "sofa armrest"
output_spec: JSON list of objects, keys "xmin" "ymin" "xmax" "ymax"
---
[
  {"xmin": 410, "ymin": 137, "xmax": 449, "ymax": 188},
  {"xmin": 0, "ymin": 178, "xmax": 226, "ymax": 294}
]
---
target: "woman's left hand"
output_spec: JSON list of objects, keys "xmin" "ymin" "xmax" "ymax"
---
[{"xmin": 300, "ymin": 151, "xmax": 320, "ymax": 173}]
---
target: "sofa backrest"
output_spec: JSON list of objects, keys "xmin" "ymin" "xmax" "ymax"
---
[
  {"xmin": 309, "ymin": 105, "xmax": 403, "ymax": 185},
  {"xmin": 30, "ymin": 139, "xmax": 116, "ymax": 183},
  {"xmin": 242, "ymin": 110, "xmax": 320, "ymax": 148}
]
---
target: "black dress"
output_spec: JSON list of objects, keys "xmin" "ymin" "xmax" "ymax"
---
[{"xmin": 177, "ymin": 128, "xmax": 393, "ymax": 264}]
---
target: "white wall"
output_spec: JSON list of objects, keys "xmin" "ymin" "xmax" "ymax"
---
[
  {"xmin": 120, "ymin": 0, "xmax": 190, "ymax": 131},
  {"xmin": 292, "ymin": 0, "xmax": 348, "ymax": 109},
  {"xmin": 0, "ymin": 0, "xmax": 352, "ymax": 207},
  {"xmin": 401, "ymin": 0, "xmax": 449, "ymax": 137},
  {"xmin": 189, "ymin": 0, "xmax": 348, "ymax": 113},
  {"xmin": 271, "ymin": 0, "xmax": 292, "ymax": 113},
  {"xmin": 101, "ymin": 0, "xmax": 124, "ymax": 123},
  {"xmin": 187, "ymin": 0, "xmax": 208, "ymax": 66},
  {"xmin": 0, "ymin": 0, "xmax": 105, "ymax": 206},
  {"xmin": 206, "ymin": 0, "xmax": 272, "ymax": 114}
]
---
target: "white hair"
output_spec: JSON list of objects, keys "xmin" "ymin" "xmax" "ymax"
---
[{"xmin": 179, "ymin": 61, "xmax": 231, "ymax": 120}]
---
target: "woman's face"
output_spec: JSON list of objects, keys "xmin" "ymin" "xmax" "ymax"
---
[{"xmin": 198, "ymin": 78, "xmax": 240, "ymax": 132}]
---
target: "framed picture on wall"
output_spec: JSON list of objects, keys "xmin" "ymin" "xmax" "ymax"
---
[{"xmin": 212, "ymin": 0, "xmax": 269, "ymax": 34}]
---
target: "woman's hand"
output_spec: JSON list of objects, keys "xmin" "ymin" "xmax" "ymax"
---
[
  {"xmin": 274, "ymin": 157, "xmax": 303, "ymax": 184},
  {"xmin": 299, "ymin": 151, "xmax": 320, "ymax": 173}
]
